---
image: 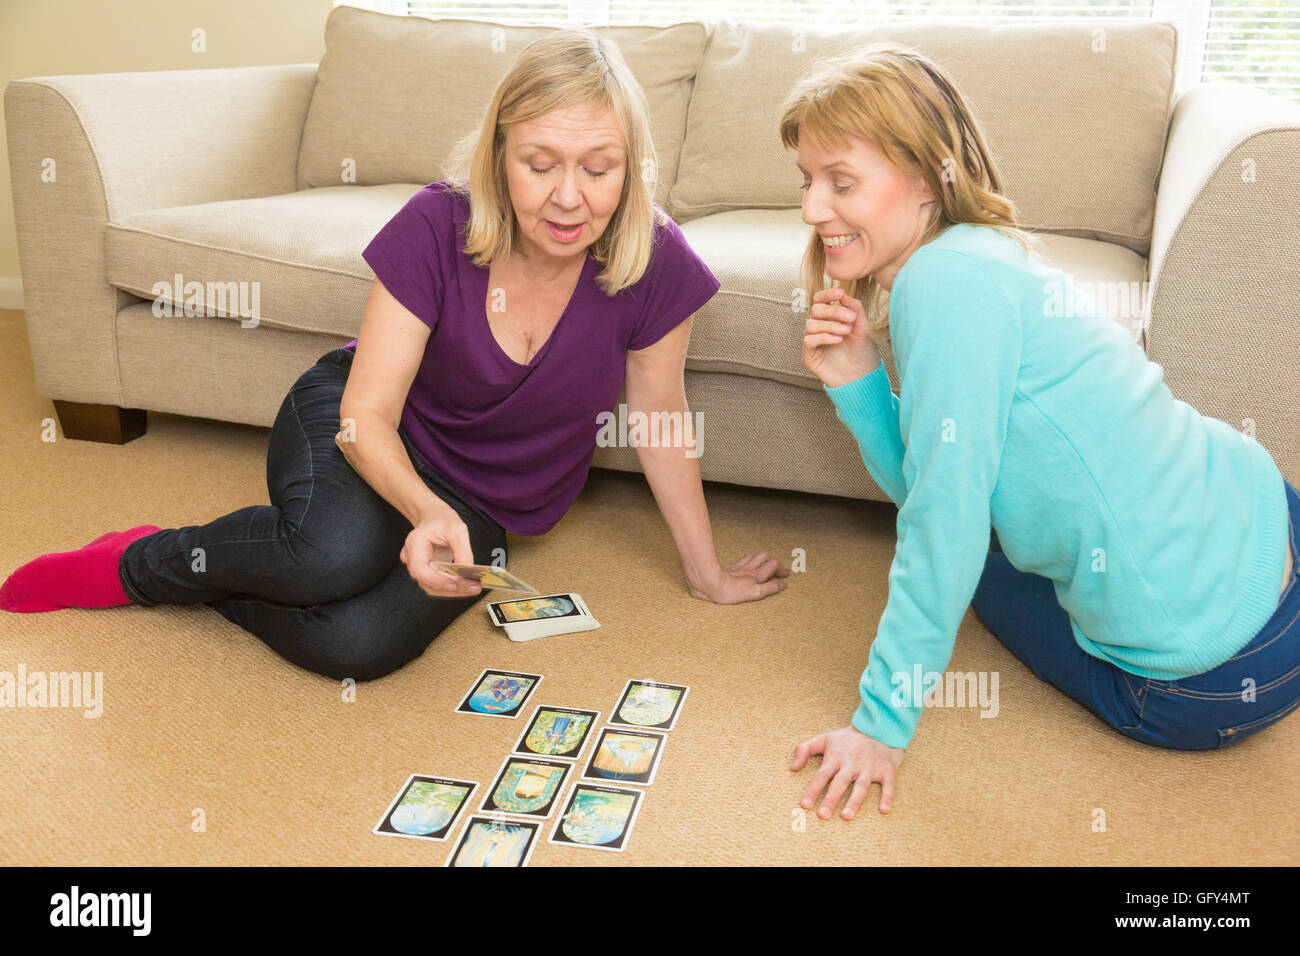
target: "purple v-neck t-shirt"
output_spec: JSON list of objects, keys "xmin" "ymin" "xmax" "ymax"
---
[{"xmin": 344, "ymin": 181, "xmax": 721, "ymax": 536}]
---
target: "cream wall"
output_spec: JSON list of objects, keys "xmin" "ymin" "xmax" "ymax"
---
[{"xmin": 0, "ymin": 0, "xmax": 335, "ymax": 306}]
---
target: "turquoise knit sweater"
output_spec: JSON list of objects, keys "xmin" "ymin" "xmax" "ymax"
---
[{"xmin": 824, "ymin": 223, "xmax": 1289, "ymax": 750}]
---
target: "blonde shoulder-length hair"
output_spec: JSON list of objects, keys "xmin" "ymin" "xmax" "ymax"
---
[
  {"xmin": 778, "ymin": 42, "xmax": 1043, "ymax": 342},
  {"xmin": 441, "ymin": 29, "xmax": 668, "ymax": 298}
]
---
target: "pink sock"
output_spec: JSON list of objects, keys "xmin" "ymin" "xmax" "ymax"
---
[{"xmin": 0, "ymin": 525, "xmax": 163, "ymax": 612}]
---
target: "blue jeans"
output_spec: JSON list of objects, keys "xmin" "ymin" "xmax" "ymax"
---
[
  {"xmin": 971, "ymin": 477, "xmax": 1300, "ymax": 751},
  {"xmin": 117, "ymin": 346, "xmax": 507, "ymax": 680}
]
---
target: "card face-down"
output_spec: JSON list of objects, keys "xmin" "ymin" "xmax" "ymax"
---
[
  {"xmin": 488, "ymin": 593, "xmax": 586, "ymax": 626},
  {"xmin": 373, "ymin": 774, "xmax": 477, "ymax": 842},
  {"xmin": 581, "ymin": 727, "xmax": 666, "ymax": 786},
  {"xmin": 445, "ymin": 815, "xmax": 542, "ymax": 867},
  {"xmin": 609, "ymin": 679, "xmax": 689, "ymax": 731},
  {"xmin": 479, "ymin": 756, "xmax": 572, "ymax": 818},
  {"xmin": 548, "ymin": 783, "xmax": 644, "ymax": 853},
  {"xmin": 456, "ymin": 668, "xmax": 543, "ymax": 718},
  {"xmin": 513, "ymin": 705, "xmax": 601, "ymax": 761}
]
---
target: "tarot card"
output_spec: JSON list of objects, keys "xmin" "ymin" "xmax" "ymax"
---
[
  {"xmin": 445, "ymin": 814, "xmax": 541, "ymax": 867},
  {"xmin": 431, "ymin": 562, "xmax": 538, "ymax": 593},
  {"xmin": 581, "ymin": 727, "xmax": 666, "ymax": 786},
  {"xmin": 512, "ymin": 705, "xmax": 600, "ymax": 760},
  {"xmin": 488, "ymin": 593, "xmax": 586, "ymax": 626},
  {"xmin": 455, "ymin": 668, "xmax": 542, "ymax": 718},
  {"xmin": 478, "ymin": 755, "xmax": 571, "ymax": 818},
  {"xmin": 609, "ymin": 679, "xmax": 689, "ymax": 731},
  {"xmin": 372, "ymin": 774, "xmax": 476, "ymax": 842},
  {"xmin": 547, "ymin": 782, "xmax": 644, "ymax": 853}
]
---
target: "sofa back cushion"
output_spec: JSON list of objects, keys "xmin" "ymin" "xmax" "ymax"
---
[
  {"xmin": 670, "ymin": 20, "xmax": 1177, "ymax": 254},
  {"xmin": 297, "ymin": 5, "xmax": 708, "ymax": 209}
]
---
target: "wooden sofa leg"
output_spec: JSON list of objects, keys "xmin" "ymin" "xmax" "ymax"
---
[{"xmin": 52, "ymin": 400, "xmax": 148, "ymax": 444}]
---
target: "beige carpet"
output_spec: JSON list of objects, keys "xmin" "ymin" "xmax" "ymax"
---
[{"xmin": 1, "ymin": 307, "xmax": 1296, "ymax": 866}]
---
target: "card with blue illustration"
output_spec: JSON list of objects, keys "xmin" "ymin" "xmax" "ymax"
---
[
  {"xmin": 445, "ymin": 814, "xmax": 541, "ymax": 867},
  {"xmin": 512, "ymin": 705, "xmax": 600, "ymax": 761},
  {"xmin": 581, "ymin": 726, "xmax": 666, "ymax": 786},
  {"xmin": 608, "ymin": 679, "xmax": 689, "ymax": 731},
  {"xmin": 548, "ymin": 782, "xmax": 643, "ymax": 853},
  {"xmin": 372, "ymin": 774, "xmax": 477, "ymax": 842},
  {"xmin": 456, "ymin": 668, "xmax": 542, "ymax": 718},
  {"xmin": 478, "ymin": 755, "xmax": 571, "ymax": 818}
]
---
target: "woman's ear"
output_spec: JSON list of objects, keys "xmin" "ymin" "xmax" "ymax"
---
[{"xmin": 912, "ymin": 170, "xmax": 936, "ymax": 204}]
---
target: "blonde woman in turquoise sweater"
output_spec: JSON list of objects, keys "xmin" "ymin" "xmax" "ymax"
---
[{"xmin": 782, "ymin": 45, "xmax": 1300, "ymax": 821}]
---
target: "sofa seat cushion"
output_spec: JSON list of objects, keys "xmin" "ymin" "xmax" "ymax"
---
[
  {"xmin": 106, "ymin": 183, "xmax": 424, "ymax": 338},
  {"xmin": 106, "ymin": 189, "xmax": 1146, "ymax": 386},
  {"xmin": 679, "ymin": 208, "xmax": 1149, "ymax": 389}
]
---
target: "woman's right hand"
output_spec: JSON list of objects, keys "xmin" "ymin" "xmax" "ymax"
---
[
  {"xmin": 802, "ymin": 287, "xmax": 882, "ymax": 389},
  {"xmin": 400, "ymin": 505, "xmax": 483, "ymax": 598}
]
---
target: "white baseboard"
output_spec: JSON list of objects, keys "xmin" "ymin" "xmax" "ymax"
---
[{"xmin": 0, "ymin": 277, "xmax": 23, "ymax": 311}]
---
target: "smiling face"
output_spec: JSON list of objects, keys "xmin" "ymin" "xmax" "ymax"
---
[
  {"xmin": 503, "ymin": 100, "xmax": 628, "ymax": 272},
  {"xmin": 797, "ymin": 132, "xmax": 937, "ymax": 291}
]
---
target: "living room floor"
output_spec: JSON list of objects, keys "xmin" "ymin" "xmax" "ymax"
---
[{"xmin": 2, "ymin": 307, "xmax": 1296, "ymax": 866}]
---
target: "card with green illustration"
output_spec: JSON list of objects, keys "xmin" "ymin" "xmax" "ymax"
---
[
  {"xmin": 372, "ymin": 774, "xmax": 477, "ymax": 842},
  {"xmin": 548, "ymin": 782, "xmax": 643, "ymax": 852},
  {"xmin": 609, "ymin": 679, "xmax": 689, "ymax": 731},
  {"xmin": 478, "ymin": 756, "xmax": 571, "ymax": 818},
  {"xmin": 512, "ymin": 705, "xmax": 600, "ymax": 760}
]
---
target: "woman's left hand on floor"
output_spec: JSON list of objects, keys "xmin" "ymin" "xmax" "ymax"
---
[
  {"xmin": 690, "ymin": 552, "xmax": 791, "ymax": 604},
  {"xmin": 791, "ymin": 725, "xmax": 906, "ymax": 818}
]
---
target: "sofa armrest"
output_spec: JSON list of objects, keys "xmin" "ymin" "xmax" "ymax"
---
[
  {"xmin": 1146, "ymin": 83, "xmax": 1300, "ymax": 481},
  {"xmin": 4, "ymin": 63, "xmax": 318, "ymax": 407}
]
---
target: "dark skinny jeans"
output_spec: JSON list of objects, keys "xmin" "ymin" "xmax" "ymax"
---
[{"xmin": 117, "ymin": 346, "xmax": 507, "ymax": 680}]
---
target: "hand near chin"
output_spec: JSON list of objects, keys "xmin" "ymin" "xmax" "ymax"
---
[{"xmin": 802, "ymin": 287, "xmax": 882, "ymax": 389}]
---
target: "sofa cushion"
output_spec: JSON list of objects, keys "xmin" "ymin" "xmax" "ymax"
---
[
  {"xmin": 105, "ymin": 183, "xmax": 423, "ymax": 338},
  {"xmin": 105, "ymin": 188, "xmax": 1145, "ymax": 385},
  {"xmin": 671, "ymin": 20, "xmax": 1176, "ymax": 255},
  {"xmin": 678, "ymin": 208, "xmax": 1149, "ymax": 389},
  {"xmin": 296, "ymin": 6, "xmax": 709, "ymax": 212}
]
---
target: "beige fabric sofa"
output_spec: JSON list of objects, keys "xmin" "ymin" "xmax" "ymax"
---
[{"xmin": 7, "ymin": 5, "xmax": 1300, "ymax": 504}]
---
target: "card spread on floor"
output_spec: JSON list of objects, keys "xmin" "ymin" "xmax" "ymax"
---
[
  {"xmin": 609, "ymin": 679, "xmax": 689, "ymax": 731},
  {"xmin": 548, "ymin": 782, "xmax": 644, "ymax": 852},
  {"xmin": 478, "ymin": 756, "xmax": 571, "ymax": 818},
  {"xmin": 582, "ymin": 727, "xmax": 667, "ymax": 786},
  {"xmin": 456, "ymin": 668, "xmax": 542, "ymax": 718},
  {"xmin": 445, "ymin": 814, "xmax": 542, "ymax": 867},
  {"xmin": 372, "ymin": 774, "xmax": 477, "ymax": 842},
  {"xmin": 432, "ymin": 562, "xmax": 538, "ymax": 593},
  {"xmin": 512, "ymin": 705, "xmax": 601, "ymax": 761}
]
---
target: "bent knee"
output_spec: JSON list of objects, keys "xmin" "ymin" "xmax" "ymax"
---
[
  {"xmin": 276, "ymin": 529, "xmax": 398, "ymax": 606},
  {"xmin": 301, "ymin": 618, "xmax": 434, "ymax": 683}
]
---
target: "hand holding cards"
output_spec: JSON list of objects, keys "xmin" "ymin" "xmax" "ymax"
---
[
  {"xmin": 432, "ymin": 562, "xmax": 538, "ymax": 593},
  {"xmin": 487, "ymin": 592, "xmax": 601, "ymax": 642}
]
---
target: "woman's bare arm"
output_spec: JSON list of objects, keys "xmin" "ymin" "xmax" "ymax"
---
[
  {"xmin": 336, "ymin": 279, "xmax": 453, "ymax": 529},
  {"xmin": 336, "ymin": 279, "xmax": 478, "ymax": 595}
]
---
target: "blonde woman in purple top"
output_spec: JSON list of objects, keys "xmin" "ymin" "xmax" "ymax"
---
[{"xmin": 0, "ymin": 32, "xmax": 790, "ymax": 677}]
